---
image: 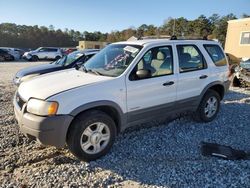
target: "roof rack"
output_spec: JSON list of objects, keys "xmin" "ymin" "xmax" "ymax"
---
[
  {"xmin": 128, "ymin": 35, "xmax": 216, "ymax": 41},
  {"xmin": 135, "ymin": 35, "xmax": 171, "ymax": 40},
  {"xmin": 170, "ymin": 35, "xmax": 210, "ymax": 40}
]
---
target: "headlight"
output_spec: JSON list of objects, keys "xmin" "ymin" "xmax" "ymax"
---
[
  {"xmin": 27, "ymin": 98, "xmax": 59, "ymax": 116},
  {"xmin": 13, "ymin": 77, "xmax": 21, "ymax": 85}
]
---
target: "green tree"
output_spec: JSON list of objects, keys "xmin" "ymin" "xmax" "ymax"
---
[
  {"xmin": 242, "ymin": 13, "xmax": 250, "ymax": 18},
  {"xmin": 213, "ymin": 13, "xmax": 237, "ymax": 46}
]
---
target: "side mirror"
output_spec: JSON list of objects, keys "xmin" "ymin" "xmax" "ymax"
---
[
  {"xmin": 75, "ymin": 62, "xmax": 82, "ymax": 70},
  {"xmin": 136, "ymin": 69, "xmax": 151, "ymax": 79}
]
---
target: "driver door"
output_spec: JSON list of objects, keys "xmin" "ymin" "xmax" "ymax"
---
[
  {"xmin": 126, "ymin": 45, "xmax": 177, "ymax": 123},
  {"xmin": 38, "ymin": 48, "xmax": 48, "ymax": 59}
]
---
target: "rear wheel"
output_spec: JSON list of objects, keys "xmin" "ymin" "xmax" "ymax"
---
[
  {"xmin": 194, "ymin": 90, "xmax": 220, "ymax": 122},
  {"xmin": 55, "ymin": 56, "xmax": 61, "ymax": 60},
  {"xmin": 67, "ymin": 110, "xmax": 116, "ymax": 161}
]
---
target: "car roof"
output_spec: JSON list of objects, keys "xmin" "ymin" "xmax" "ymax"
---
[
  {"xmin": 114, "ymin": 39, "xmax": 220, "ymax": 47},
  {"xmin": 39, "ymin": 47, "xmax": 60, "ymax": 49}
]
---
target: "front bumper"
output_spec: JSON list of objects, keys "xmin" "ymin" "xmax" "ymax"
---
[
  {"xmin": 22, "ymin": 54, "xmax": 32, "ymax": 60},
  {"xmin": 14, "ymin": 95, "xmax": 73, "ymax": 148}
]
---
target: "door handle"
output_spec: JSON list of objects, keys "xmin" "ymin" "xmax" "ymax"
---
[
  {"xmin": 199, "ymin": 75, "xmax": 208, "ymax": 79},
  {"xmin": 163, "ymin": 81, "xmax": 174, "ymax": 86}
]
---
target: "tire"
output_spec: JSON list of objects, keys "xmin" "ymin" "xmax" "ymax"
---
[
  {"xmin": 66, "ymin": 110, "xmax": 117, "ymax": 161},
  {"xmin": 31, "ymin": 55, "xmax": 39, "ymax": 61},
  {"xmin": 194, "ymin": 89, "xmax": 220, "ymax": 122},
  {"xmin": 55, "ymin": 56, "xmax": 61, "ymax": 60},
  {"xmin": 9, "ymin": 55, "xmax": 15, "ymax": 61}
]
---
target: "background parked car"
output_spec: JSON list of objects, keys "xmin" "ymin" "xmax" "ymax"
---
[
  {"xmin": 22, "ymin": 47, "xmax": 63, "ymax": 61},
  {"xmin": 226, "ymin": 53, "xmax": 241, "ymax": 75},
  {"xmin": 13, "ymin": 49, "xmax": 99, "ymax": 85},
  {"xmin": 14, "ymin": 48, "xmax": 25, "ymax": 58},
  {"xmin": 0, "ymin": 47, "xmax": 20, "ymax": 60},
  {"xmin": 232, "ymin": 58, "xmax": 250, "ymax": 87},
  {"xmin": 0, "ymin": 49, "xmax": 15, "ymax": 61},
  {"xmin": 226, "ymin": 53, "xmax": 241, "ymax": 66}
]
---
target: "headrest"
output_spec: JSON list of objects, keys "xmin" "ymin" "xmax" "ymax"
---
[
  {"xmin": 181, "ymin": 53, "xmax": 191, "ymax": 62},
  {"xmin": 157, "ymin": 51, "xmax": 165, "ymax": 60}
]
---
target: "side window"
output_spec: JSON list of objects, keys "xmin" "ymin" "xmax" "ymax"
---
[
  {"xmin": 177, "ymin": 45, "xmax": 206, "ymax": 73},
  {"xmin": 204, "ymin": 44, "xmax": 227, "ymax": 66},
  {"xmin": 130, "ymin": 46, "xmax": 173, "ymax": 80},
  {"xmin": 47, "ymin": 48, "xmax": 58, "ymax": 52},
  {"xmin": 39, "ymin": 48, "xmax": 48, "ymax": 52}
]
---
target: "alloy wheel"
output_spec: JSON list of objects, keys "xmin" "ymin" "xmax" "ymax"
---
[{"xmin": 80, "ymin": 122, "xmax": 110, "ymax": 154}]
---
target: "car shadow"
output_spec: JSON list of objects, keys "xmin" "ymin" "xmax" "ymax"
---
[{"xmin": 224, "ymin": 88, "xmax": 250, "ymax": 102}]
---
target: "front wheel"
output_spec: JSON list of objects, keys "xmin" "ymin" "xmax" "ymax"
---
[
  {"xmin": 194, "ymin": 90, "xmax": 220, "ymax": 122},
  {"xmin": 67, "ymin": 110, "xmax": 117, "ymax": 161},
  {"xmin": 31, "ymin": 55, "xmax": 39, "ymax": 61}
]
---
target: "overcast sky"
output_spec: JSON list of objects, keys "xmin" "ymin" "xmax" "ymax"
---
[{"xmin": 0, "ymin": 0, "xmax": 249, "ymax": 32}]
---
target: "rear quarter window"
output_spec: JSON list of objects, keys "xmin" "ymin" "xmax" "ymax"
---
[{"xmin": 204, "ymin": 44, "xmax": 227, "ymax": 66}]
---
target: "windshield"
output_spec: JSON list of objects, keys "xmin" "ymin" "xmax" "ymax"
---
[
  {"xmin": 35, "ymin": 47, "xmax": 42, "ymax": 52},
  {"xmin": 83, "ymin": 44, "xmax": 142, "ymax": 77},
  {"xmin": 54, "ymin": 51, "xmax": 84, "ymax": 66}
]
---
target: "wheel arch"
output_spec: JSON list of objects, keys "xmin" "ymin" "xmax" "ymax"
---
[
  {"xmin": 68, "ymin": 101, "xmax": 125, "ymax": 134},
  {"xmin": 200, "ymin": 81, "xmax": 227, "ymax": 101}
]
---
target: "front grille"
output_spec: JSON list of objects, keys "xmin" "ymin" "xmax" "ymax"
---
[{"xmin": 16, "ymin": 92, "xmax": 25, "ymax": 109}]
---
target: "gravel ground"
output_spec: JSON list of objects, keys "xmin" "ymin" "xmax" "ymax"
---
[{"xmin": 0, "ymin": 62, "xmax": 250, "ymax": 187}]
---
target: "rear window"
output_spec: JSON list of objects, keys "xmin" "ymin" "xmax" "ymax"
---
[{"xmin": 204, "ymin": 44, "xmax": 227, "ymax": 66}]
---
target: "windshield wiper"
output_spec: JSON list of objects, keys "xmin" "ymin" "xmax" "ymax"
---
[
  {"xmin": 88, "ymin": 69, "xmax": 103, "ymax": 76},
  {"xmin": 78, "ymin": 65, "xmax": 103, "ymax": 76}
]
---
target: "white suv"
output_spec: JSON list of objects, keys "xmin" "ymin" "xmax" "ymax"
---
[
  {"xmin": 14, "ymin": 39, "xmax": 230, "ymax": 161},
  {"xmin": 23, "ymin": 47, "xmax": 62, "ymax": 61}
]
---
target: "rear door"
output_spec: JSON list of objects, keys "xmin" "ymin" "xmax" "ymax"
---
[
  {"xmin": 203, "ymin": 44, "xmax": 229, "ymax": 84},
  {"xmin": 47, "ymin": 48, "xmax": 58, "ymax": 59},
  {"xmin": 176, "ymin": 43, "xmax": 211, "ymax": 101}
]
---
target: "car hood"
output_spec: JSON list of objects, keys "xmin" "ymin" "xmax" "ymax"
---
[
  {"xmin": 18, "ymin": 69, "xmax": 113, "ymax": 101},
  {"xmin": 15, "ymin": 63, "xmax": 61, "ymax": 78}
]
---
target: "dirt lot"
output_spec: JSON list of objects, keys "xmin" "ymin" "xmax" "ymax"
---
[{"xmin": 0, "ymin": 62, "xmax": 250, "ymax": 187}]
